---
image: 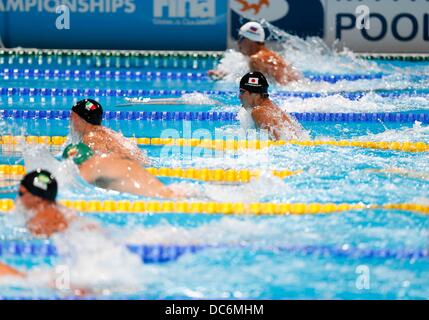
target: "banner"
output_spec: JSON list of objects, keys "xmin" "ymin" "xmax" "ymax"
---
[
  {"xmin": 229, "ymin": 0, "xmax": 429, "ymax": 53},
  {"xmin": 324, "ymin": 0, "xmax": 429, "ymax": 53},
  {"xmin": 0, "ymin": 0, "xmax": 228, "ymax": 50},
  {"xmin": 1, "ymin": 0, "xmax": 428, "ymax": 53}
]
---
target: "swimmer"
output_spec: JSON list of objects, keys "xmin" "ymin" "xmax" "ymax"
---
[
  {"xmin": 209, "ymin": 21, "xmax": 299, "ymax": 85},
  {"xmin": 239, "ymin": 71, "xmax": 305, "ymax": 141},
  {"xmin": 0, "ymin": 169, "xmax": 144, "ymax": 294},
  {"xmin": 0, "ymin": 170, "xmax": 73, "ymax": 278},
  {"xmin": 62, "ymin": 143, "xmax": 195, "ymax": 198},
  {"xmin": 17, "ymin": 169, "xmax": 72, "ymax": 237},
  {"xmin": 70, "ymin": 99, "xmax": 149, "ymax": 164}
]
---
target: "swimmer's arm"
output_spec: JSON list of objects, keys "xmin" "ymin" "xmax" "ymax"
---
[
  {"xmin": 249, "ymin": 56, "xmax": 269, "ymax": 75},
  {"xmin": 208, "ymin": 69, "xmax": 227, "ymax": 80},
  {"xmin": 0, "ymin": 262, "xmax": 25, "ymax": 278}
]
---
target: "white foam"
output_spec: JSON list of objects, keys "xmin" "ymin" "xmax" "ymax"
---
[
  {"xmin": 356, "ymin": 122, "xmax": 429, "ymax": 142},
  {"xmin": 50, "ymin": 219, "xmax": 146, "ymax": 293},
  {"xmin": 203, "ymin": 172, "xmax": 291, "ymax": 203}
]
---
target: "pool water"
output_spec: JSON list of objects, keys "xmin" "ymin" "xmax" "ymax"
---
[{"xmin": 0, "ymin": 47, "xmax": 428, "ymax": 300}]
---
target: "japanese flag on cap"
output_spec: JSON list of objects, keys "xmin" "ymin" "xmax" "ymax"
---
[
  {"xmin": 248, "ymin": 77, "xmax": 259, "ymax": 85},
  {"xmin": 239, "ymin": 21, "xmax": 265, "ymax": 43}
]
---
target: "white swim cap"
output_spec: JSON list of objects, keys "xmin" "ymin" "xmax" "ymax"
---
[{"xmin": 239, "ymin": 22, "xmax": 265, "ymax": 43}]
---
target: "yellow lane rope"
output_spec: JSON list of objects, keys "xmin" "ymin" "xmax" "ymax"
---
[
  {"xmin": 0, "ymin": 199, "xmax": 428, "ymax": 216},
  {"xmin": 0, "ymin": 165, "xmax": 300, "ymax": 183},
  {"xmin": 1, "ymin": 136, "xmax": 428, "ymax": 153}
]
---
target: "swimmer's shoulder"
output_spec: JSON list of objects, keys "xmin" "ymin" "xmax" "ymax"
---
[{"xmin": 27, "ymin": 205, "xmax": 69, "ymax": 237}]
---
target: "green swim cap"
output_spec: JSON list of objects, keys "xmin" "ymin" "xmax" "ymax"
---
[{"xmin": 62, "ymin": 143, "xmax": 94, "ymax": 165}]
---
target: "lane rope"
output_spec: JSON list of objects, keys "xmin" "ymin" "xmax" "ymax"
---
[
  {"xmin": 2, "ymin": 49, "xmax": 429, "ymax": 61},
  {"xmin": 1, "ymin": 135, "xmax": 428, "ymax": 153},
  {"xmin": 0, "ymin": 165, "xmax": 300, "ymax": 183},
  {"xmin": 1, "ymin": 86, "xmax": 428, "ymax": 100},
  {"xmin": 1, "ymin": 242, "xmax": 427, "ymax": 263},
  {"xmin": 1, "ymin": 109, "xmax": 429, "ymax": 124},
  {"xmin": 0, "ymin": 68, "xmax": 386, "ymax": 83},
  {"xmin": 0, "ymin": 199, "xmax": 428, "ymax": 215}
]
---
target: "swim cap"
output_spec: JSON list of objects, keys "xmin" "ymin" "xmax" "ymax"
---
[
  {"xmin": 240, "ymin": 72, "xmax": 269, "ymax": 94},
  {"xmin": 239, "ymin": 22, "xmax": 265, "ymax": 43},
  {"xmin": 71, "ymin": 99, "xmax": 103, "ymax": 126},
  {"xmin": 62, "ymin": 143, "xmax": 94, "ymax": 165},
  {"xmin": 20, "ymin": 169, "xmax": 58, "ymax": 202}
]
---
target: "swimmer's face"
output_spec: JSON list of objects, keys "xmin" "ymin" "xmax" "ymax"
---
[
  {"xmin": 70, "ymin": 112, "xmax": 85, "ymax": 133},
  {"xmin": 239, "ymin": 88, "xmax": 252, "ymax": 108},
  {"xmin": 18, "ymin": 186, "xmax": 39, "ymax": 210},
  {"xmin": 238, "ymin": 37, "xmax": 253, "ymax": 55}
]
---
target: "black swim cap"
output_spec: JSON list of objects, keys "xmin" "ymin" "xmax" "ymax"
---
[
  {"xmin": 71, "ymin": 99, "xmax": 103, "ymax": 126},
  {"xmin": 20, "ymin": 169, "xmax": 58, "ymax": 202},
  {"xmin": 240, "ymin": 72, "xmax": 269, "ymax": 95}
]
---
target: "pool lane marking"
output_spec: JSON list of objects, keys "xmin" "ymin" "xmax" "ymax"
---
[
  {"xmin": 0, "ymin": 199, "xmax": 428, "ymax": 216},
  {"xmin": 1, "ymin": 135, "xmax": 428, "ymax": 153},
  {"xmin": 0, "ymin": 165, "xmax": 300, "ymax": 183}
]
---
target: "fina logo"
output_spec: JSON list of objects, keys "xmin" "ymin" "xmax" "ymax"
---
[
  {"xmin": 230, "ymin": 0, "xmax": 289, "ymax": 22},
  {"xmin": 153, "ymin": 0, "xmax": 215, "ymax": 19}
]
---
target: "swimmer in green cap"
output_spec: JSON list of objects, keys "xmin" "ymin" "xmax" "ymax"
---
[
  {"xmin": 62, "ymin": 143, "xmax": 188, "ymax": 198},
  {"xmin": 70, "ymin": 99, "xmax": 149, "ymax": 164}
]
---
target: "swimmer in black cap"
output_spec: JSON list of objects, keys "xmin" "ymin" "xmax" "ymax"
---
[
  {"xmin": 0, "ymin": 171, "xmax": 71, "ymax": 278},
  {"xmin": 239, "ymin": 72, "xmax": 305, "ymax": 141},
  {"xmin": 62, "ymin": 143, "xmax": 192, "ymax": 198},
  {"xmin": 17, "ymin": 169, "xmax": 71, "ymax": 237},
  {"xmin": 70, "ymin": 99, "xmax": 148, "ymax": 164},
  {"xmin": 1, "ymin": 168, "xmax": 142, "ymax": 294}
]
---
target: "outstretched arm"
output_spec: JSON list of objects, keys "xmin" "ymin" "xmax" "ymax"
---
[
  {"xmin": 0, "ymin": 262, "xmax": 25, "ymax": 278},
  {"xmin": 208, "ymin": 69, "xmax": 227, "ymax": 80},
  {"xmin": 82, "ymin": 156, "xmax": 179, "ymax": 198}
]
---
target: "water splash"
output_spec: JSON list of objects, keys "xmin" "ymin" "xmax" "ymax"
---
[
  {"xmin": 356, "ymin": 121, "xmax": 429, "ymax": 143},
  {"xmin": 278, "ymin": 93, "xmax": 429, "ymax": 113},
  {"xmin": 203, "ymin": 172, "xmax": 291, "ymax": 203},
  {"xmin": 261, "ymin": 19, "xmax": 380, "ymax": 74}
]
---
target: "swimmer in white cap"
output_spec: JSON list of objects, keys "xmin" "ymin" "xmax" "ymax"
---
[{"xmin": 209, "ymin": 21, "xmax": 300, "ymax": 85}]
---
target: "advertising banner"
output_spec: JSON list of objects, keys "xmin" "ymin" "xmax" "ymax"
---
[
  {"xmin": 324, "ymin": 0, "xmax": 429, "ymax": 53},
  {"xmin": 230, "ymin": 0, "xmax": 429, "ymax": 53},
  {"xmin": 0, "ymin": 0, "xmax": 228, "ymax": 50}
]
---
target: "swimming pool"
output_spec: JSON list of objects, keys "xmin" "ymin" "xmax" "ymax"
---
[{"xmin": 0, "ymin": 48, "xmax": 428, "ymax": 300}]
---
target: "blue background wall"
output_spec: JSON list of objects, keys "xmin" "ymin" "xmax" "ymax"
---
[{"xmin": 0, "ymin": 0, "xmax": 228, "ymax": 50}]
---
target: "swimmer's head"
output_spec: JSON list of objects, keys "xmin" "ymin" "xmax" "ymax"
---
[
  {"xmin": 71, "ymin": 99, "xmax": 103, "ymax": 127},
  {"xmin": 238, "ymin": 22, "xmax": 265, "ymax": 55},
  {"xmin": 239, "ymin": 22, "xmax": 265, "ymax": 43},
  {"xmin": 62, "ymin": 143, "xmax": 94, "ymax": 165},
  {"xmin": 239, "ymin": 72, "xmax": 270, "ymax": 108},
  {"xmin": 19, "ymin": 169, "xmax": 58, "ymax": 206}
]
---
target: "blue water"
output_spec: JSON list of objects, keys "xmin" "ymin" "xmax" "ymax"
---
[{"xmin": 0, "ymin": 52, "xmax": 428, "ymax": 299}]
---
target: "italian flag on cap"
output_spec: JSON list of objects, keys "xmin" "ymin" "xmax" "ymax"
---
[{"xmin": 85, "ymin": 101, "xmax": 97, "ymax": 111}]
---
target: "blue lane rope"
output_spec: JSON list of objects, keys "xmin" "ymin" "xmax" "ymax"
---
[
  {"xmin": 0, "ymin": 68, "xmax": 386, "ymax": 84},
  {"xmin": 1, "ymin": 87, "xmax": 428, "ymax": 100},
  {"xmin": 0, "ymin": 242, "xmax": 427, "ymax": 264},
  {"xmin": 0, "ymin": 109, "xmax": 429, "ymax": 123}
]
